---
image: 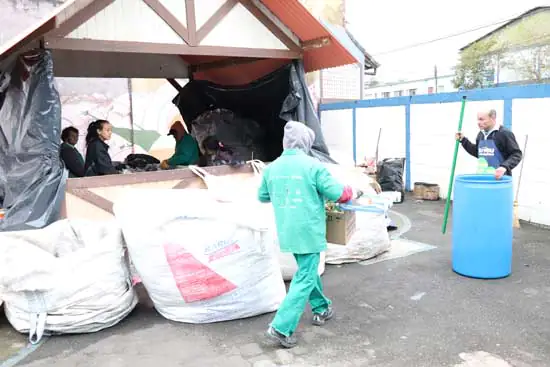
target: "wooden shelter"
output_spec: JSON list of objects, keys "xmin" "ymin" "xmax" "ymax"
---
[{"xmin": 0, "ymin": 0, "xmax": 374, "ymax": 221}]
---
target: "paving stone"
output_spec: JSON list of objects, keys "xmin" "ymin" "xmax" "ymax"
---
[
  {"xmin": 248, "ymin": 354, "xmax": 274, "ymax": 364},
  {"xmin": 240, "ymin": 342, "xmax": 264, "ymax": 357},
  {"xmin": 311, "ymin": 327, "xmax": 335, "ymax": 337},
  {"xmin": 275, "ymin": 349, "xmax": 294, "ymax": 364},
  {"xmin": 252, "ymin": 360, "xmax": 277, "ymax": 367},
  {"xmin": 225, "ymin": 355, "xmax": 252, "ymax": 367},
  {"xmin": 301, "ymin": 331, "xmax": 316, "ymax": 344},
  {"xmin": 291, "ymin": 346, "xmax": 310, "ymax": 356}
]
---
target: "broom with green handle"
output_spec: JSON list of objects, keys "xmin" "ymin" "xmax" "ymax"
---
[{"xmin": 442, "ymin": 95, "xmax": 467, "ymax": 234}]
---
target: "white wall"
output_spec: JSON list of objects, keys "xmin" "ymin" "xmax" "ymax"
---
[
  {"xmin": 410, "ymin": 100, "xmax": 503, "ymax": 201},
  {"xmin": 355, "ymin": 106, "xmax": 406, "ymax": 161},
  {"xmin": 365, "ymin": 76, "xmax": 456, "ymax": 99},
  {"xmin": 320, "ymin": 109, "xmax": 354, "ymax": 166},
  {"xmin": 510, "ymin": 98, "xmax": 550, "ymax": 225},
  {"xmin": 320, "ymin": 97, "xmax": 550, "ymax": 226}
]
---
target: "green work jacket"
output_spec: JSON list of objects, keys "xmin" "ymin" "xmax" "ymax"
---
[
  {"xmin": 258, "ymin": 149, "xmax": 344, "ymax": 254},
  {"xmin": 167, "ymin": 135, "xmax": 199, "ymax": 167}
]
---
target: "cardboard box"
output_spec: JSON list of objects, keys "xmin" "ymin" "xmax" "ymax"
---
[{"xmin": 326, "ymin": 210, "xmax": 356, "ymax": 245}]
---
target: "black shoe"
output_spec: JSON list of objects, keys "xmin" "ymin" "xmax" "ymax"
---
[
  {"xmin": 266, "ymin": 326, "xmax": 297, "ymax": 348},
  {"xmin": 312, "ymin": 306, "xmax": 334, "ymax": 326}
]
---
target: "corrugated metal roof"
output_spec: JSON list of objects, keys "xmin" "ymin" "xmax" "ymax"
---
[{"xmin": 262, "ymin": 0, "xmax": 358, "ymax": 72}]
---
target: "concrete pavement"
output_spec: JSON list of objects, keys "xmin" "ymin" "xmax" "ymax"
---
[{"xmin": 2, "ymin": 196, "xmax": 550, "ymax": 366}]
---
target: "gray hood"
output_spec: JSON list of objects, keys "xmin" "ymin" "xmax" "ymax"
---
[{"xmin": 282, "ymin": 120, "xmax": 315, "ymax": 153}]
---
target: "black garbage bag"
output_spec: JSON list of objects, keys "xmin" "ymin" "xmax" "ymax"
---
[
  {"xmin": 0, "ymin": 50, "xmax": 66, "ymax": 231},
  {"xmin": 377, "ymin": 158, "xmax": 406, "ymax": 203},
  {"xmin": 173, "ymin": 60, "xmax": 335, "ymax": 163},
  {"xmin": 125, "ymin": 153, "xmax": 160, "ymax": 169}
]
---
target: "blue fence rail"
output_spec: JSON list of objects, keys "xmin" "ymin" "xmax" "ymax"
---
[{"xmin": 318, "ymin": 83, "xmax": 550, "ymax": 191}]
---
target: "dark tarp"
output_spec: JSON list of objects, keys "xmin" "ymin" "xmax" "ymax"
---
[
  {"xmin": 0, "ymin": 50, "xmax": 66, "ymax": 231},
  {"xmin": 173, "ymin": 60, "xmax": 335, "ymax": 163}
]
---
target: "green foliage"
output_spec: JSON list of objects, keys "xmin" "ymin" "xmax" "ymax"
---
[
  {"xmin": 453, "ymin": 39, "xmax": 497, "ymax": 90},
  {"xmin": 455, "ymin": 10, "xmax": 550, "ymax": 87},
  {"xmin": 498, "ymin": 13, "xmax": 550, "ymax": 82}
]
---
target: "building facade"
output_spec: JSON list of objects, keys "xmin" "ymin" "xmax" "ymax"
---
[
  {"xmin": 364, "ymin": 75, "xmax": 456, "ymax": 99},
  {"xmin": 460, "ymin": 6, "xmax": 550, "ymax": 86}
]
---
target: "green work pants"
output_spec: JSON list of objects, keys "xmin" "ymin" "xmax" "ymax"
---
[{"xmin": 271, "ymin": 253, "xmax": 331, "ymax": 337}]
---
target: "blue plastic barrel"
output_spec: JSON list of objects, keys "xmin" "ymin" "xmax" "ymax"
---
[{"xmin": 452, "ymin": 174, "xmax": 514, "ymax": 279}]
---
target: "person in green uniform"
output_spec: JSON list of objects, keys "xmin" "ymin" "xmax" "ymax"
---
[
  {"xmin": 161, "ymin": 121, "xmax": 199, "ymax": 169},
  {"xmin": 258, "ymin": 121, "xmax": 354, "ymax": 348}
]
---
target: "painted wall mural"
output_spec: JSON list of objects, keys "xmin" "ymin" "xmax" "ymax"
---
[{"xmin": 57, "ymin": 77, "xmax": 186, "ymax": 162}]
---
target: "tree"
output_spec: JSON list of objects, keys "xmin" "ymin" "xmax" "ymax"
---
[
  {"xmin": 497, "ymin": 15, "xmax": 550, "ymax": 82},
  {"xmin": 452, "ymin": 38, "xmax": 498, "ymax": 90}
]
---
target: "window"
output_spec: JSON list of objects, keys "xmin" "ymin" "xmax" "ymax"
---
[
  {"xmin": 382, "ymin": 92, "xmax": 390, "ymax": 98},
  {"xmin": 438, "ymin": 85, "xmax": 445, "ymax": 92},
  {"xmin": 394, "ymin": 90, "xmax": 403, "ymax": 97},
  {"xmin": 409, "ymin": 89, "xmax": 417, "ymax": 96},
  {"xmin": 428, "ymin": 86, "xmax": 434, "ymax": 94}
]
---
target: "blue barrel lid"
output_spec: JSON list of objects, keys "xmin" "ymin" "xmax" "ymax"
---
[{"xmin": 455, "ymin": 174, "xmax": 512, "ymax": 184}]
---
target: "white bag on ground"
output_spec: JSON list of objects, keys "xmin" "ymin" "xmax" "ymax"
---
[
  {"xmin": 113, "ymin": 189, "xmax": 286, "ymax": 324},
  {"xmin": 324, "ymin": 163, "xmax": 378, "ymax": 197},
  {"xmin": 326, "ymin": 210, "xmax": 391, "ymax": 265},
  {"xmin": 188, "ymin": 164, "xmax": 263, "ymax": 203},
  {"xmin": 0, "ymin": 220, "xmax": 137, "ymax": 344}
]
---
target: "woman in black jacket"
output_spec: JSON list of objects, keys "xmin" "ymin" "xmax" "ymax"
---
[{"xmin": 84, "ymin": 120, "xmax": 119, "ymax": 176}]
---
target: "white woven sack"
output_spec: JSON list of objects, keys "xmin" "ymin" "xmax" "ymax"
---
[
  {"xmin": 325, "ymin": 211, "xmax": 391, "ymax": 265},
  {"xmin": 188, "ymin": 165, "xmax": 264, "ymax": 203},
  {"xmin": 113, "ymin": 189, "xmax": 286, "ymax": 324},
  {"xmin": 0, "ymin": 219, "xmax": 137, "ymax": 344}
]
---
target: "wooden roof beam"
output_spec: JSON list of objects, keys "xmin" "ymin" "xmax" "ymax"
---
[
  {"xmin": 196, "ymin": 0, "xmax": 238, "ymax": 43},
  {"xmin": 239, "ymin": 0, "xmax": 301, "ymax": 52},
  {"xmin": 44, "ymin": 37, "xmax": 301, "ymax": 59},
  {"xmin": 143, "ymin": 0, "xmax": 190, "ymax": 44},
  {"xmin": 191, "ymin": 57, "xmax": 265, "ymax": 73}
]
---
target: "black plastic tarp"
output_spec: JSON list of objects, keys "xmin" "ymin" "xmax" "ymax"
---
[
  {"xmin": 0, "ymin": 50, "xmax": 66, "ymax": 231},
  {"xmin": 173, "ymin": 60, "xmax": 334, "ymax": 163}
]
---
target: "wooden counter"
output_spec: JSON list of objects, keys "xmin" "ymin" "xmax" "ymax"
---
[{"xmin": 61, "ymin": 165, "xmax": 256, "ymax": 221}]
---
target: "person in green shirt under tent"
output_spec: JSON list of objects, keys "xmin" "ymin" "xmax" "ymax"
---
[
  {"xmin": 160, "ymin": 120, "xmax": 200, "ymax": 170},
  {"xmin": 258, "ymin": 120, "xmax": 358, "ymax": 348}
]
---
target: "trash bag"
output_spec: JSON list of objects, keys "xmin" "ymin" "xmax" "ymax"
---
[
  {"xmin": 0, "ymin": 50, "xmax": 66, "ymax": 231},
  {"xmin": 124, "ymin": 154, "xmax": 160, "ymax": 169},
  {"xmin": 191, "ymin": 108, "xmax": 266, "ymax": 162},
  {"xmin": 173, "ymin": 60, "xmax": 335, "ymax": 163},
  {"xmin": 377, "ymin": 158, "xmax": 406, "ymax": 203}
]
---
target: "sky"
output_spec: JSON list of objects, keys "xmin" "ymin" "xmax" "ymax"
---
[{"xmin": 345, "ymin": 0, "xmax": 550, "ymax": 82}]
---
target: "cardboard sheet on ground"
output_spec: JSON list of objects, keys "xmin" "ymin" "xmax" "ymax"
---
[{"xmin": 358, "ymin": 239, "xmax": 436, "ymax": 266}]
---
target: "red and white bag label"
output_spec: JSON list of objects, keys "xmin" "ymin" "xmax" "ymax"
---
[{"xmin": 164, "ymin": 243, "xmax": 237, "ymax": 303}]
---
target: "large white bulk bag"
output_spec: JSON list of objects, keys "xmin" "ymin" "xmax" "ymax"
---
[
  {"xmin": 0, "ymin": 220, "xmax": 137, "ymax": 344},
  {"xmin": 113, "ymin": 189, "xmax": 286, "ymax": 324}
]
